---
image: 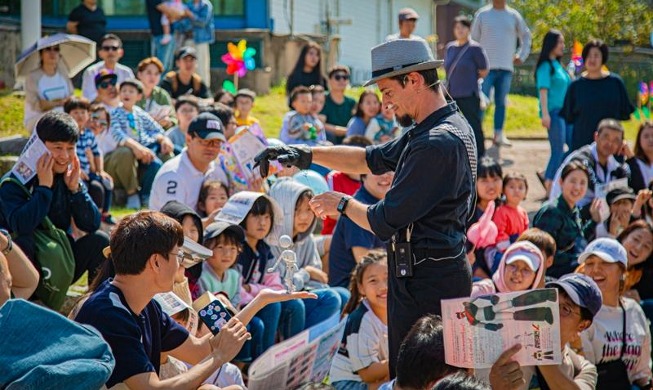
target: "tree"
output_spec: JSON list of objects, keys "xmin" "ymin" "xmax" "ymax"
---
[{"xmin": 512, "ymin": 0, "xmax": 653, "ymax": 48}]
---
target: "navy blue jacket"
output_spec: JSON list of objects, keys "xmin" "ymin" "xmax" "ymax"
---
[{"xmin": 0, "ymin": 174, "xmax": 100, "ymax": 247}]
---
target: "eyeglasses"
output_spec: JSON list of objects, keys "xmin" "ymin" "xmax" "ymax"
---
[
  {"xmin": 196, "ymin": 138, "xmax": 223, "ymax": 148},
  {"xmin": 43, "ymin": 46, "xmax": 60, "ymax": 52},
  {"xmin": 90, "ymin": 117, "xmax": 108, "ymax": 127},
  {"xmin": 333, "ymin": 74, "xmax": 350, "ymax": 81},
  {"xmin": 167, "ymin": 250, "xmax": 185, "ymax": 265},
  {"xmin": 559, "ymin": 303, "xmax": 581, "ymax": 318},
  {"xmin": 102, "ymin": 45, "xmax": 120, "ymax": 52},
  {"xmin": 98, "ymin": 79, "xmax": 117, "ymax": 89}
]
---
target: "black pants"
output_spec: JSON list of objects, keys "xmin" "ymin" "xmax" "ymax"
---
[
  {"xmin": 17, "ymin": 230, "xmax": 109, "ymax": 285},
  {"xmin": 387, "ymin": 251, "xmax": 472, "ymax": 379},
  {"xmin": 455, "ymin": 95, "xmax": 484, "ymax": 158}
]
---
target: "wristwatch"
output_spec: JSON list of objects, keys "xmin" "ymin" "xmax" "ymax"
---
[
  {"xmin": 337, "ymin": 196, "xmax": 352, "ymax": 215},
  {"xmin": 0, "ymin": 229, "xmax": 12, "ymax": 255}
]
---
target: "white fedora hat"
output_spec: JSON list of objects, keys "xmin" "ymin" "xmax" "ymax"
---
[{"xmin": 364, "ymin": 39, "xmax": 443, "ymax": 87}]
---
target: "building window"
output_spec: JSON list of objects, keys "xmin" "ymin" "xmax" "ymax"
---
[{"xmin": 211, "ymin": 0, "xmax": 244, "ymax": 16}]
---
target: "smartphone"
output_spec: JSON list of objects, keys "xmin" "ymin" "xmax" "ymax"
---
[{"xmin": 197, "ymin": 297, "xmax": 232, "ymax": 335}]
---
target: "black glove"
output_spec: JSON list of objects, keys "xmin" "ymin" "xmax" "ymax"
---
[{"xmin": 253, "ymin": 145, "xmax": 313, "ymax": 177}]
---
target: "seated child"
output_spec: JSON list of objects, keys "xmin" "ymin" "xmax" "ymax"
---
[
  {"xmin": 309, "ymin": 85, "xmax": 328, "ymax": 141},
  {"xmin": 106, "ymin": 78, "xmax": 172, "ymax": 209},
  {"xmin": 330, "ymin": 252, "xmax": 389, "ymax": 390},
  {"xmin": 197, "ymin": 180, "xmax": 230, "ymax": 228},
  {"xmin": 372, "ymin": 103, "xmax": 400, "ymax": 143},
  {"xmin": 467, "ymin": 157, "xmax": 503, "ymax": 279},
  {"xmin": 268, "ymin": 179, "xmax": 350, "ymax": 324},
  {"xmin": 217, "ymin": 192, "xmax": 301, "ymax": 347},
  {"xmin": 234, "ymin": 88, "xmax": 259, "ymax": 127},
  {"xmin": 64, "ymin": 97, "xmax": 115, "ymax": 225},
  {"xmin": 345, "ymin": 90, "xmax": 380, "ymax": 140},
  {"xmin": 281, "ymin": 86, "xmax": 326, "ymax": 146},
  {"xmin": 471, "ymin": 241, "xmax": 545, "ymax": 298},
  {"xmin": 488, "ymin": 172, "xmax": 529, "ymax": 273}
]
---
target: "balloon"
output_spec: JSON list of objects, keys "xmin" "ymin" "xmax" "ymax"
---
[
  {"xmin": 222, "ymin": 79, "xmax": 236, "ymax": 94},
  {"xmin": 293, "ymin": 170, "xmax": 329, "ymax": 195}
]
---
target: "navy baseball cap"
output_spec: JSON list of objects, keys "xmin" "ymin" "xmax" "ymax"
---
[
  {"xmin": 188, "ymin": 112, "xmax": 226, "ymax": 142},
  {"xmin": 546, "ymin": 273, "xmax": 603, "ymax": 318},
  {"xmin": 204, "ymin": 221, "xmax": 245, "ymax": 243}
]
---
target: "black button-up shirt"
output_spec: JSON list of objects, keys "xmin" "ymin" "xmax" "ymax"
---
[{"xmin": 365, "ymin": 103, "xmax": 476, "ymax": 251}]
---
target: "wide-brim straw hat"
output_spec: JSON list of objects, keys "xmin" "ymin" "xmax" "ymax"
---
[{"xmin": 364, "ymin": 39, "xmax": 443, "ymax": 87}]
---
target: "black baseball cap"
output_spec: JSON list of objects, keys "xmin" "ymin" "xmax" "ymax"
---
[
  {"xmin": 204, "ymin": 221, "xmax": 245, "ymax": 242},
  {"xmin": 176, "ymin": 46, "xmax": 198, "ymax": 61},
  {"xmin": 187, "ymin": 112, "xmax": 226, "ymax": 142}
]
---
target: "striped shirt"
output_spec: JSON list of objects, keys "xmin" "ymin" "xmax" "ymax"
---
[
  {"xmin": 109, "ymin": 105, "xmax": 164, "ymax": 148},
  {"xmin": 76, "ymin": 128, "xmax": 100, "ymax": 174},
  {"xmin": 471, "ymin": 4, "xmax": 531, "ymax": 72}
]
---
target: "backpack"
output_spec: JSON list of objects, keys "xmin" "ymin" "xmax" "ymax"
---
[
  {"xmin": 0, "ymin": 177, "xmax": 75, "ymax": 310},
  {"xmin": 164, "ymin": 71, "xmax": 202, "ymax": 96}
]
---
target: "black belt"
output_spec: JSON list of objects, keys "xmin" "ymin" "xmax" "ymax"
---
[
  {"xmin": 388, "ymin": 243, "xmax": 464, "ymax": 262},
  {"xmin": 413, "ymin": 247, "xmax": 464, "ymax": 260}
]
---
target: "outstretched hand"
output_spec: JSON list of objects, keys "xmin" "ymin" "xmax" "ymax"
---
[
  {"xmin": 253, "ymin": 145, "xmax": 313, "ymax": 177},
  {"xmin": 257, "ymin": 288, "xmax": 317, "ymax": 304}
]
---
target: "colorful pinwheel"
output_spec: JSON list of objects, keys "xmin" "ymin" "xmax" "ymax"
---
[
  {"xmin": 571, "ymin": 40, "xmax": 583, "ymax": 72},
  {"xmin": 640, "ymin": 81, "xmax": 649, "ymax": 106},
  {"xmin": 221, "ymin": 39, "xmax": 257, "ymax": 78}
]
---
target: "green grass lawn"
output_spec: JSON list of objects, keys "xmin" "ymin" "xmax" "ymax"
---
[{"xmin": 1, "ymin": 86, "xmax": 643, "ymax": 140}]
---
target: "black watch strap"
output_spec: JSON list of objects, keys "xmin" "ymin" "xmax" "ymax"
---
[{"xmin": 337, "ymin": 196, "xmax": 351, "ymax": 215}]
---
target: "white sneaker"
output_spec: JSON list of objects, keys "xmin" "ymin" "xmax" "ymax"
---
[
  {"xmin": 126, "ymin": 194, "xmax": 141, "ymax": 210},
  {"xmin": 493, "ymin": 133, "xmax": 512, "ymax": 147},
  {"xmin": 160, "ymin": 34, "xmax": 172, "ymax": 45}
]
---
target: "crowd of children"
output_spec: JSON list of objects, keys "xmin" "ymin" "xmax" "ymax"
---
[{"xmin": 6, "ymin": 30, "xmax": 653, "ymax": 390}]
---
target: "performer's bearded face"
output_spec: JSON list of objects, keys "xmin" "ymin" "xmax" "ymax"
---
[{"xmin": 396, "ymin": 113, "xmax": 413, "ymax": 127}]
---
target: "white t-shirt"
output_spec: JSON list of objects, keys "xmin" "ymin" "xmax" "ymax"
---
[
  {"xmin": 329, "ymin": 299, "xmax": 388, "ymax": 383},
  {"xmin": 149, "ymin": 150, "xmax": 229, "ymax": 211},
  {"xmin": 580, "ymin": 297, "xmax": 652, "ymax": 385},
  {"xmin": 38, "ymin": 72, "xmax": 71, "ymax": 101}
]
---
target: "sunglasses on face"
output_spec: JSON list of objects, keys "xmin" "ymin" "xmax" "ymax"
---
[
  {"xmin": 102, "ymin": 45, "xmax": 120, "ymax": 52},
  {"xmin": 98, "ymin": 79, "xmax": 117, "ymax": 89},
  {"xmin": 333, "ymin": 74, "xmax": 349, "ymax": 81},
  {"xmin": 90, "ymin": 116, "xmax": 108, "ymax": 127},
  {"xmin": 43, "ymin": 46, "xmax": 60, "ymax": 52}
]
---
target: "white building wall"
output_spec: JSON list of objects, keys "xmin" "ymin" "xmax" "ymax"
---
[{"xmin": 269, "ymin": 0, "xmax": 435, "ymax": 85}]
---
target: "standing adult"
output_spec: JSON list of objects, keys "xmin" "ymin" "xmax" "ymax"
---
[
  {"xmin": 182, "ymin": 0, "xmax": 215, "ymax": 88},
  {"xmin": 255, "ymin": 39, "xmax": 477, "ymax": 377},
  {"xmin": 471, "ymin": 0, "xmax": 532, "ymax": 148},
  {"xmin": 146, "ymin": 0, "xmax": 186, "ymax": 73},
  {"xmin": 136, "ymin": 57, "xmax": 177, "ymax": 130},
  {"xmin": 23, "ymin": 45, "xmax": 74, "ymax": 131},
  {"xmin": 81, "ymin": 34, "xmax": 135, "ymax": 102},
  {"xmin": 444, "ymin": 15, "xmax": 489, "ymax": 158},
  {"xmin": 66, "ymin": 0, "xmax": 106, "ymax": 45},
  {"xmin": 561, "ymin": 40, "xmax": 634, "ymax": 152},
  {"xmin": 286, "ymin": 41, "xmax": 328, "ymax": 99},
  {"xmin": 319, "ymin": 65, "xmax": 356, "ymax": 145},
  {"xmin": 385, "ymin": 8, "xmax": 424, "ymax": 42},
  {"xmin": 535, "ymin": 29, "xmax": 571, "ymax": 196}
]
